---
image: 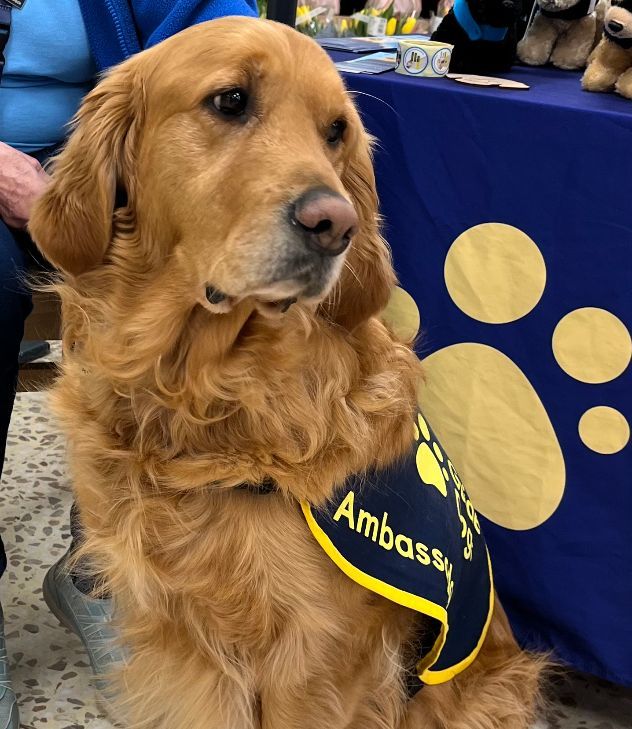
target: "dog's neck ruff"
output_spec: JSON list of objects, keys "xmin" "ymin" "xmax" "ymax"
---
[
  {"xmin": 539, "ymin": 0, "xmax": 597, "ymax": 20},
  {"xmin": 302, "ymin": 409, "xmax": 494, "ymax": 688},
  {"xmin": 453, "ymin": 0, "xmax": 509, "ymax": 41},
  {"xmin": 605, "ymin": 28, "xmax": 632, "ymax": 48}
]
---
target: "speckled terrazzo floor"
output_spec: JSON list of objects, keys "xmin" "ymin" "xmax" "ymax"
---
[{"xmin": 1, "ymin": 390, "xmax": 631, "ymax": 729}]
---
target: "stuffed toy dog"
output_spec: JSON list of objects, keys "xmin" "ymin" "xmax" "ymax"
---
[
  {"xmin": 431, "ymin": 0, "xmax": 523, "ymax": 73},
  {"xmin": 583, "ymin": 0, "xmax": 632, "ymax": 97},
  {"xmin": 517, "ymin": 0, "xmax": 598, "ymax": 69}
]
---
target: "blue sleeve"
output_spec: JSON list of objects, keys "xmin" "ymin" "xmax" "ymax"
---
[{"xmin": 132, "ymin": 0, "xmax": 259, "ymax": 49}]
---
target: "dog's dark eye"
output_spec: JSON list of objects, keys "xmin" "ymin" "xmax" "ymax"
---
[
  {"xmin": 326, "ymin": 119, "xmax": 347, "ymax": 146},
  {"xmin": 213, "ymin": 88, "xmax": 249, "ymax": 117}
]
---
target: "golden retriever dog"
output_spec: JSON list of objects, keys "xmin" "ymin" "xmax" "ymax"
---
[{"xmin": 30, "ymin": 17, "xmax": 545, "ymax": 729}]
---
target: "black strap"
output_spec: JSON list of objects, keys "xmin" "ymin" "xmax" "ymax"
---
[{"xmin": 0, "ymin": 2, "xmax": 11, "ymax": 84}]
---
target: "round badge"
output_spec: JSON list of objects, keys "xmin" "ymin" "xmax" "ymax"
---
[
  {"xmin": 402, "ymin": 46, "xmax": 428, "ymax": 75},
  {"xmin": 431, "ymin": 48, "xmax": 452, "ymax": 75}
]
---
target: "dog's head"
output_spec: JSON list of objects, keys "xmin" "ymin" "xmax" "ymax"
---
[
  {"xmin": 473, "ymin": 0, "xmax": 522, "ymax": 26},
  {"xmin": 30, "ymin": 18, "xmax": 393, "ymax": 333},
  {"xmin": 604, "ymin": 0, "xmax": 632, "ymax": 43}
]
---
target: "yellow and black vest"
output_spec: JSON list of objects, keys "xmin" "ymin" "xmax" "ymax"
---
[{"xmin": 302, "ymin": 409, "xmax": 494, "ymax": 687}]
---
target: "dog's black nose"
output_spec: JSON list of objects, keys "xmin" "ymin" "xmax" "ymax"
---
[
  {"xmin": 292, "ymin": 188, "xmax": 358, "ymax": 257},
  {"xmin": 608, "ymin": 19, "xmax": 624, "ymax": 32}
]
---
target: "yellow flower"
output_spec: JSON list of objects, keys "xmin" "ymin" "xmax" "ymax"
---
[
  {"xmin": 341, "ymin": 18, "xmax": 348, "ymax": 31},
  {"xmin": 386, "ymin": 16, "xmax": 397, "ymax": 34},
  {"xmin": 297, "ymin": 5, "xmax": 308, "ymax": 14},
  {"xmin": 402, "ymin": 16, "xmax": 416, "ymax": 33}
]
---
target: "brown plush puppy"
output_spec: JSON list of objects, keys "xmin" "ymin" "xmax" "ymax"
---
[
  {"xmin": 584, "ymin": 0, "xmax": 632, "ymax": 97},
  {"xmin": 517, "ymin": 0, "xmax": 598, "ymax": 69},
  {"xmin": 30, "ymin": 17, "xmax": 546, "ymax": 729}
]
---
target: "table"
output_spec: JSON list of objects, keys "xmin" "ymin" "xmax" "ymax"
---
[{"xmin": 336, "ymin": 59, "xmax": 632, "ymax": 686}]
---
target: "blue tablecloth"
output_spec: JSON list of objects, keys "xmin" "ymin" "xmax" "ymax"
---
[{"xmin": 336, "ymin": 60, "xmax": 632, "ymax": 686}]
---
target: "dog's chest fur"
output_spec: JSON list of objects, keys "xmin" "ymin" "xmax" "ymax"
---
[
  {"xmin": 179, "ymin": 490, "xmax": 395, "ymax": 628},
  {"xmin": 156, "ymin": 489, "xmax": 414, "ymax": 688}
]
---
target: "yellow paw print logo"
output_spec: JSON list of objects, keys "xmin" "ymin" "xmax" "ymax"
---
[
  {"xmin": 382, "ymin": 223, "xmax": 631, "ymax": 531},
  {"xmin": 414, "ymin": 412, "xmax": 449, "ymax": 497}
]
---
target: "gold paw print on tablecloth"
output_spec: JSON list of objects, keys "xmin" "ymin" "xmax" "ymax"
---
[{"xmin": 382, "ymin": 223, "xmax": 631, "ymax": 531}]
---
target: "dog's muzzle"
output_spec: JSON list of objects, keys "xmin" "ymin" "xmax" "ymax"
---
[{"xmin": 291, "ymin": 187, "xmax": 358, "ymax": 258}]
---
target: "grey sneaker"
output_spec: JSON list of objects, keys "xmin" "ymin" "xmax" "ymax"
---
[
  {"xmin": 43, "ymin": 551, "xmax": 124, "ymax": 694},
  {"xmin": 0, "ymin": 604, "xmax": 19, "ymax": 729}
]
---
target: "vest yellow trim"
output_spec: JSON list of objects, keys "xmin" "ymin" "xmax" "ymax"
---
[{"xmin": 420, "ymin": 550, "xmax": 495, "ymax": 684}]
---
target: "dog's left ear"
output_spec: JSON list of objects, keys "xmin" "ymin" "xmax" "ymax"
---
[
  {"xmin": 323, "ymin": 130, "xmax": 395, "ymax": 333},
  {"xmin": 29, "ymin": 61, "xmax": 144, "ymax": 277}
]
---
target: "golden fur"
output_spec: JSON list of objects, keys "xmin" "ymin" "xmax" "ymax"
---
[{"xmin": 30, "ymin": 17, "xmax": 545, "ymax": 728}]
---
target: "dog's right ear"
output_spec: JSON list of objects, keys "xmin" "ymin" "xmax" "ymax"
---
[
  {"xmin": 322, "ymin": 128, "xmax": 395, "ymax": 333},
  {"xmin": 29, "ymin": 62, "xmax": 144, "ymax": 277}
]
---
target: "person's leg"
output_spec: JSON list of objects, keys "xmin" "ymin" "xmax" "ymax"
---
[
  {"xmin": 0, "ymin": 219, "xmax": 32, "ymax": 729},
  {"xmin": 0, "ymin": 211, "xmax": 121, "ymax": 708},
  {"xmin": 0, "ymin": 219, "xmax": 33, "ymax": 579},
  {"xmin": 0, "ymin": 542, "xmax": 5, "ymax": 583}
]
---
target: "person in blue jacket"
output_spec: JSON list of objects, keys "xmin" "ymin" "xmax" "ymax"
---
[{"xmin": 0, "ymin": 1, "xmax": 257, "ymax": 726}]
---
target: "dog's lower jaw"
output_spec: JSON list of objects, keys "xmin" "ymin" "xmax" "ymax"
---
[
  {"xmin": 202, "ymin": 298, "xmax": 235, "ymax": 314},
  {"xmin": 202, "ymin": 280, "xmax": 303, "ymax": 318},
  {"xmin": 201, "ymin": 297, "xmax": 301, "ymax": 320},
  {"xmin": 200, "ymin": 293, "xmax": 300, "ymax": 318},
  {"xmin": 253, "ymin": 297, "xmax": 298, "ymax": 319}
]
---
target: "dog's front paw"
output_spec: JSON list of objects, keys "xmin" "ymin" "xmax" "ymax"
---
[
  {"xmin": 517, "ymin": 37, "xmax": 553, "ymax": 66},
  {"xmin": 518, "ymin": 13, "xmax": 559, "ymax": 65},
  {"xmin": 551, "ymin": 43, "xmax": 589, "ymax": 70},
  {"xmin": 615, "ymin": 68, "xmax": 632, "ymax": 98},
  {"xmin": 583, "ymin": 61, "xmax": 619, "ymax": 91},
  {"xmin": 551, "ymin": 17, "xmax": 596, "ymax": 69}
]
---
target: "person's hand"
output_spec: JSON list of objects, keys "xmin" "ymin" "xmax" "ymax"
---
[{"xmin": 0, "ymin": 141, "xmax": 51, "ymax": 229}]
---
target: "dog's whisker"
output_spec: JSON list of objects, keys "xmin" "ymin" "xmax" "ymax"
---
[
  {"xmin": 343, "ymin": 260, "xmax": 362, "ymax": 288},
  {"xmin": 348, "ymin": 90, "xmax": 401, "ymax": 119}
]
